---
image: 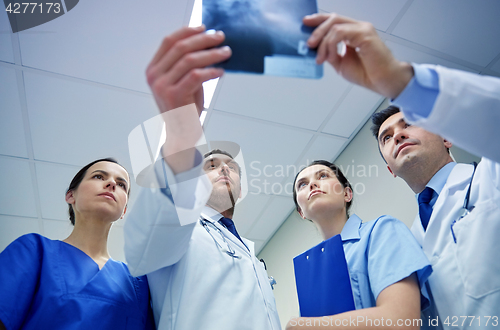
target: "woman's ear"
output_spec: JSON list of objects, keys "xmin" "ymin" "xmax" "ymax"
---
[
  {"xmin": 120, "ymin": 206, "xmax": 127, "ymax": 219},
  {"xmin": 298, "ymin": 208, "xmax": 306, "ymax": 220},
  {"xmin": 344, "ymin": 187, "xmax": 353, "ymax": 203},
  {"xmin": 65, "ymin": 190, "xmax": 75, "ymax": 205}
]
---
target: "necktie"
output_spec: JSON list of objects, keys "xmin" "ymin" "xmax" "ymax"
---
[
  {"xmin": 418, "ymin": 187, "xmax": 435, "ymax": 231},
  {"xmin": 219, "ymin": 217, "xmax": 246, "ymax": 248}
]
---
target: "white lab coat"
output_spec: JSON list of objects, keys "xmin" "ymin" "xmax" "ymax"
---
[
  {"xmin": 407, "ymin": 65, "xmax": 500, "ymax": 329},
  {"xmin": 124, "ymin": 161, "xmax": 281, "ymax": 330}
]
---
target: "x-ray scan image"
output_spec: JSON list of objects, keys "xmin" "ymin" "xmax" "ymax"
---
[{"xmin": 202, "ymin": 0, "xmax": 323, "ymax": 79}]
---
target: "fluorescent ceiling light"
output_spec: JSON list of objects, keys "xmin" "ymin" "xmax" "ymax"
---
[{"xmin": 189, "ymin": 0, "xmax": 219, "ymax": 123}]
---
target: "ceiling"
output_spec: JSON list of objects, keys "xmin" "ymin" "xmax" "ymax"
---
[{"xmin": 1, "ymin": 0, "xmax": 499, "ymax": 258}]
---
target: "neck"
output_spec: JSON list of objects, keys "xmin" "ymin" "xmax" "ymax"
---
[
  {"xmin": 206, "ymin": 202, "xmax": 235, "ymax": 219},
  {"xmin": 312, "ymin": 209, "xmax": 348, "ymax": 241},
  {"xmin": 63, "ymin": 214, "xmax": 112, "ymax": 264},
  {"xmin": 219, "ymin": 209, "xmax": 234, "ymax": 219},
  {"xmin": 401, "ymin": 157, "xmax": 453, "ymax": 194}
]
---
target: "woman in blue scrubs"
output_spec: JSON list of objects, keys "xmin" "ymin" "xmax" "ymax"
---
[
  {"xmin": 287, "ymin": 160, "xmax": 431, "ymax": 329},
  {"xmin": 0, "ymin": 158, "xmax": 154, "ymax": 330}
]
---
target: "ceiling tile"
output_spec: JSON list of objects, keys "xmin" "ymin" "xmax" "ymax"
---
[
  {"xmin": 318, "ymin": 0, "xmax": 408, "ymax": 32},
  {"xmin": 298, "ymin": 134, "xmax": 347, "ymax": 165},
  {"xmin": 0, "ymin": 66, "xmax": 29, "ymax": 158},
  {"xmin": 0, "ymin": 215, "xmax": 40, "ymax": 251},
  {"xmin": 0, "ymin": 157, "xmax": 37, "ymax": 217},
  {"xmin": 491, "ymin": 58, "xmax": 500, "ymax": 74},
  {"xmin": 247, "ymin": 195, "xmax": 294, "ymax": 241},
  {"xmin": 0, "ymin": 10, "xmax": 14, "ymax": 63},
  {"xmin": 18, "ymin": 0, "xmax": 191, "ymax": 92},
  {"xmin": 36, "ymin": 162, "xmax": 80, "ymax": 221},
  {"xmin": 212, "ymin": 64, "xmax": 350, "ymax": 130},
  {"xmin": 385, "ymin": 41, "xmax": 479, "ymax": 73},
  {"xmin": 233, "ymin": 193, "xmax": 273, "ymax": 236},
  {"xmin": 204, "ymin": 111, "xmax": 314, "ymax": 194},
  {"xmin": 322, "ymin": 85, "xmax": 383, "ymax": 137},
  {"xmin": 391, "ymin": 0, "xmax": 500, "ymax": 67},
  {"xmin": 24, "ymin": 71, "xmax": 159, "ymax": 171}
]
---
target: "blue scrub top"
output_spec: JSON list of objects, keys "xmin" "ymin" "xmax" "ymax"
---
[
  {"xmin": 341, "ymin": 215, "xmax": 432, "ymax": 310},
  {"xmin": 0, "ymin": 234, "xmax": 154, "ymax": 330}
]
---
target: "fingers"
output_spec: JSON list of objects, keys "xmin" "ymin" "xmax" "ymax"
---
[
  {"xmin": 166, "ymin": 44, "xmax": 231, "ymax": 86},
  {"xmin": 147, "ymin": 30, "xmax": 227, "ymax": 87},
  {"xmin": 149, "ymin": 25, "xmax": 205, "ymax": 67},
  {"xmin": 317, "ymin": 20, "xmax": 378, "ymax": 65},
  {"xmin": 168, "ymin": 67, "xmax": 225, "ymax": 102},
  {"xmin": 146, "ymin": 25, "xmax": 232, "ymax": 112},
  {"xmin": 151, "ymin": 65, "xmax": 224, "ymax": 111},
  {"xmin": 303, "ymin": 13, "xmax": 330, "ymax": 27},
  {"xmin": 304, "ymin": 13, "xmax": 357, "ymax": 49}
]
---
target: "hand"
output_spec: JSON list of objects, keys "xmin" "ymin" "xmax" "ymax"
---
[
  {"xmin": 304, "ymin": 13, "xmax": 413, "ymax": 99},
  {"xmin": 146, "ymin": 26, "xmax": 231, "ymax": 174},
  {"xmin": 146, "ymin": 25, "xmax": 232, "ymax": 115}
]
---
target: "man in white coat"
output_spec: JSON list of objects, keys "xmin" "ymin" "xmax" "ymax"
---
[
  {"xmin": 124, "ymin": 27, "xmax": 280, "ymax": 330},
  {"xmin": 301, "ymin": 12, "xmax": 500, "ymax": 330}
]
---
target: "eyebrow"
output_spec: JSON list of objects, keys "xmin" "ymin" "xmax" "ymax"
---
[
  {"xmin": 90, "ymin": 170, "xmax": 128, "ymax": 186},
  {"xmin": 296, "ymin": 169, "xmax": 330, "ymax": 187},
  {"xmin": 378, "ymin": 118, "xmax": 407, "ymax": 143},
  {"xmin": 204, "ymin": 158, "xmax": 239, "ymax": 168}
]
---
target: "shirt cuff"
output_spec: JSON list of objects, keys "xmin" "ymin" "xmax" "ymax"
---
[
  {"xmin": 156, "ymin": 149, "xmax": 205, "ymax": 209},
  {"xmin": 392, "ymin": 63, "xmax": 440, "ymax": 122}
]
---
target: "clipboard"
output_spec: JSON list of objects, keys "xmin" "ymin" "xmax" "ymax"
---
[{"xmin": 293, "ymin": 234, "xmax": 355, "ymax": 317}]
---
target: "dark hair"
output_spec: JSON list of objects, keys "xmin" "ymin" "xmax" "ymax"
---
[
  {"xmin": 370, "ymin": 105, "xmax": 401, "ymax": 138},
  {"xmin": 66, "ymin": 158, "xmax": 130, "ymax": 225},
  {"xmin": 203, "ymin": 149, "xmax": 241, "ymax": 177},
  {"xmin": 371, "ymin": 105, "xmax": 449, "ymax": 162},
  {"xmin": 292, "ymin": 160, "xmax": 353, "ymax": 218},
  {"xmin": 370, "ymin": 106, "xmax": 401, "ymax": 163},
  {"xmin": 204, "ymin": 149, "xmax": 234, "ymax": 159}
]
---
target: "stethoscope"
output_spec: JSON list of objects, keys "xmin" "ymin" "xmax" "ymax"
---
[
  {"xmin": 199, "ymin": 217, "xmax": 278, "ymax": 289},
  {"xmin": 199, "ymin": 217, "xmax": 242, "ymax": 259},
  {"xmin": 450, "ymin": 162, "xmax": 477, "ymax": 243}
]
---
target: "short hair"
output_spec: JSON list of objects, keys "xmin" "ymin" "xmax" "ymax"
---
[
  {"xmin": 370, "ymin": 105, "xmax": 449, "ymax": 160},
  {"xmin": 292, "ymin": 160, "xmax": 353, "ymax": 219},
  {"xmin": 371, "ymin": 105, "xmax": 401, "ymax": 138},
  {"xmin": 203, "ymin": 149, "xmax": 241, "ymax": 177},
  {"xmin": 66, "ymin": 158, "xmax": 130, "ymax": 225},
  {"xmin": 204, "ymin": 149, "xmax": 234, "ymax": 160}
]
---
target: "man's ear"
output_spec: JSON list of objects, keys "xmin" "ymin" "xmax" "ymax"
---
[
  {"xmin": 120, "ymin": 206, "xmax": 127, "ymax": 219},
  {"xmin": 65, "ymin": 190, "xmax": 75, "ymax": 204},
  {"xmin": 387, "ymin": 165, "xmax": 397, "ymax": 178},
  {"xmin": 444, "ymin": 139, "xmax": 452, "ymax": 149}
]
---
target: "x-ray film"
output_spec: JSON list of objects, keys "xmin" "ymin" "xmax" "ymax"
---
[{"xmin": 202, "ymin": 0, "xmax": 323, "ymax": 79}]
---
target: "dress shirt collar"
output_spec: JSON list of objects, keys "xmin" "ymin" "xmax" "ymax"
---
[
  {"xmin": 425, "ymin": 162, "xmax": 456, "ymax": 196},
  {"xmin": 340, "ymin": 214, "xmax": 362, "ymax": 242},
  {"xmin": 201, "ymin": 205, "xmax": 224, "ymax": 223},
  {"xmin": 415, "ymin": 162, "xmax": 456, "ymax": 208}
]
